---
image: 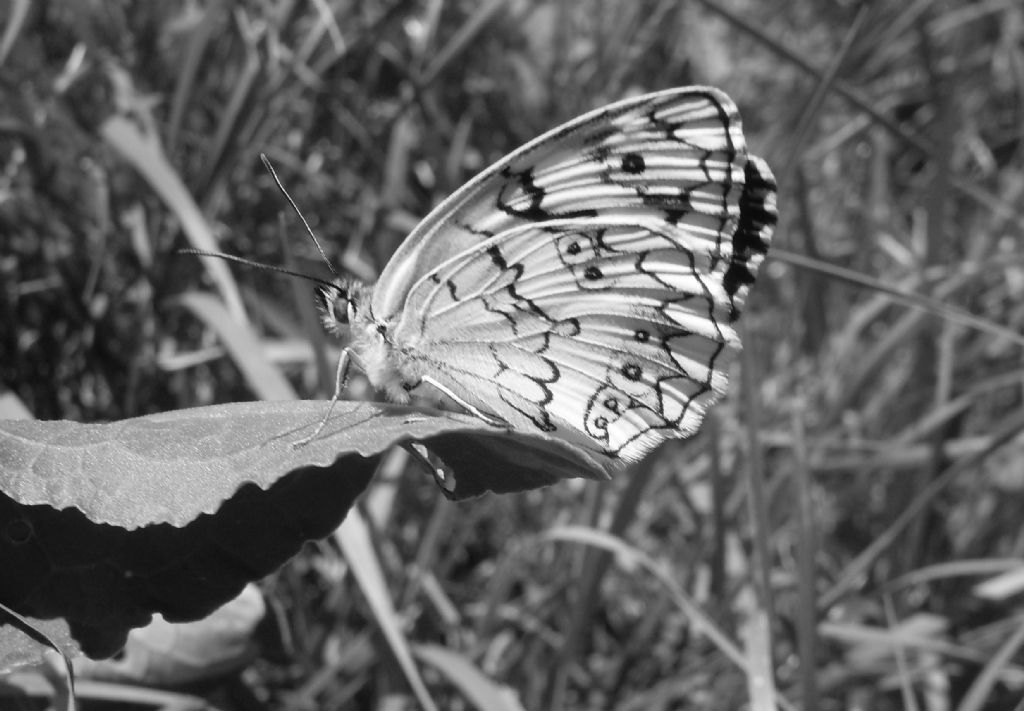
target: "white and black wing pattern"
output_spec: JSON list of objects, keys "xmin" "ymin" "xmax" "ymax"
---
[
  {"xmin": 365, "ymin": 87, "xmax": 776, "ymax": 465},
  {"xmin": 371, "ymin": 87, "xmax": 772, "ymax": 321}
]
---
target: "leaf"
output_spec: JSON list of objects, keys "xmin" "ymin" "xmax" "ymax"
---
[
  {"xmin": 0, "ymin": 400, "xmax": 605, "ymax": 527},
  {"xmin": 0, "ymin": 400, "xmax": 605, "ymax": 666}
]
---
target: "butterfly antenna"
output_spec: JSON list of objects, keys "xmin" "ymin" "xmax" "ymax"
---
[
  {"xmin": 177, "ymin": 248, "xmax": 340, "ymax": 291},
  {"xmin": 259, "ymin": 153, "xmax": 341, "ymax": 280}
]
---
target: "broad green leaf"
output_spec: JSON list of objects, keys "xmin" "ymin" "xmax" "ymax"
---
[{"xmin": 0, "ymin": 400, "xmax": 604, "ymax": 667}]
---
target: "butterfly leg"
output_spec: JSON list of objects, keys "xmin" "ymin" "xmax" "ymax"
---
[
  {"xmin": 292, "ymin": 346, "xmax": 352, "ymax": 447},
  {"xmin": 421, "ymin": 375, "xmax": 508, "ymax": 428}
]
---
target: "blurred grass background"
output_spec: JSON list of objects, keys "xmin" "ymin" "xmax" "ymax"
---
[{"xmin": 3, "ymin": 0, "xmax": 1024, "ymax": 709}]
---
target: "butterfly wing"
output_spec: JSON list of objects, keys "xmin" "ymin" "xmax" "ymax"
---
[
  {"xmin": 371, "ymin": 86, "xmax": 767, "ymax": 321},
  {"xmin": 368, "ymin": 85, "xmax": 775, "ymax": 464}
]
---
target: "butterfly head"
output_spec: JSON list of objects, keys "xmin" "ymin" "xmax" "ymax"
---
[{"xmin": 316, "ymin": 279, "xmax": 367, "ymax": 335}]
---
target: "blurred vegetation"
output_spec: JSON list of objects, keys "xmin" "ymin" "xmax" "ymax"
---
[{"xmin": 3, "ymin": 0, "xmax": 1024, "ymax": 709}]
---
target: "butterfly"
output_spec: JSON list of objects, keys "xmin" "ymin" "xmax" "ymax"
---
[{"xmin": 315, "ymin": 86, "xmax": 776, "ymax": 466}]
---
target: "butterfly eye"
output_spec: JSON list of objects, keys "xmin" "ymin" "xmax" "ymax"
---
[
  {"xmin": 332, "ymin": 297, "xmax": 350, "ymax": 325},
  {"xmin": 316, "ymin": 285, "xmax": 350, "ymax": 332}
]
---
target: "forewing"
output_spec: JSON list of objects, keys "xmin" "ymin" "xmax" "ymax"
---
[{"xmin": 371, "ymin": 87, "xmax": 759, "ymax": 321}]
